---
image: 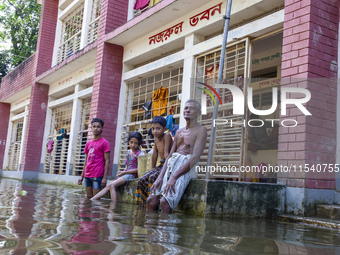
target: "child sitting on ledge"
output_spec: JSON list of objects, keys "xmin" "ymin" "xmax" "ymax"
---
[{"xmin": 91, "ymin": 132, "xmax": 144, "ymax": 202}]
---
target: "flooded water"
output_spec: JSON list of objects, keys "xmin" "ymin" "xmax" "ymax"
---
[{"xmin": 0, "ymin": 179, "xmax": 340, "ymax": 254}]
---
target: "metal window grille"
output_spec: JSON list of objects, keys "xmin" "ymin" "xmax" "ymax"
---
[
  {"xmin": 194, "ymin": 39, "xmax": 249, "ymax": 180},
  {"xmin": 118, "ymin": 66, "xmax": 183, "ymax": 171},
  {"xmin": 73, "ymin": 97, "xmax": 91, "ymax": 176},
  {"xmin": 87, "ymin": 0, "xmax": 101, "ymax": 44},
  {"xmin": 44, "ymin": 102, "xmax": 73, "ymax": 175},
  {"xmin": 6, "ymin": 119, "xmax": 24, "ymax": 171},
  {"xmin": 58, "ymin": 2, "xmax": 85, "ymax": 63}
]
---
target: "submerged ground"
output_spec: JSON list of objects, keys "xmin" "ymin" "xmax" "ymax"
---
[{"xmin": 0, "ymin": 179, "xmax": 339, "ymax": 254}]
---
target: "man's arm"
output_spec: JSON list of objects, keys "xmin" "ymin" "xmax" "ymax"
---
[
  {"xmin": 163, "ymin": 127, "xmax": 207, "ymax": 196},
  {"xmin": 151, "ymin": 140, "xmax": 158, "ymax": 168},
  {"xmin": 78, "ymin": 154, "xmax": 88, "ymax": 185},
  {"xmin": 163, "ymin": 132, "xmax": 173, "ymax": 159},
  {"xmin": 101, "ymin": 151, "xmax": 110, "ymax": 188}
]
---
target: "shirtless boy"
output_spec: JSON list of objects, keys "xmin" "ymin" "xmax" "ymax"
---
[
  {"xmin": 148, "ymin": 99, "xmax": 207, "ymax": 213},
  {"xmin": 135, "ymin": 116, "xmax": 173, "ymax": 207}
]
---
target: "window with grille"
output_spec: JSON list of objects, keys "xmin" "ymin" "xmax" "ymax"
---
[
  {"xmin": 58, "ymin": 2, "xmax": 85, "ymax": 63},
  {"xmin": 194, "ymin": 39, "xmax": 249, "ymax": 180},
  {"xmin": 87, "ymin": 0, "xmax": 101, "ymax": 44},
  {"xmin": 6, "ymin": 119, "xmax": 24, "ymax": 171},
  {"xmin": 133, "ymin": 0, "xmax": 163, "ymax": 17},
  {"xmin": 73, "ymin": 97, "xmax": 91, "ymax": 176},
  {"xmin": 118, "ymin": 66, "xmax": 183, "ymax": 172},
  {"xmin": 44, "ymin": 102, "xmax": 73, "ymax": 175}
]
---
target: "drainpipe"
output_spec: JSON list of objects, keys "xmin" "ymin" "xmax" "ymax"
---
[
  {"xmin": 206, "ymin": 0, "xmax": 233, "ymax": 179},
  {"xmin": 336, "ymin": 16, "xmax": 340, "ymax": 201}
]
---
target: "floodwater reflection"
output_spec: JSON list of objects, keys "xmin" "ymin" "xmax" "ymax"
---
[{"xmin": 0, "ymin": 179, "xmax": 340, "ymax": 254}]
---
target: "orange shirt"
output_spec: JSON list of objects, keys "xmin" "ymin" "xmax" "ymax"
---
[{"xmin": 153, "ymin": 86, "xmax": 169, "ymax": 116}]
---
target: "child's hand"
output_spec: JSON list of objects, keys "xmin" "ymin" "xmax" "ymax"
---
[
  {"xmin": 101, "ymin": 177, "xmax": 107, "ymax": 188},
  {"xmin": 116, "ymin": 171, "xmax": 125, "ymax": 177},
  {"xmin": 77, "ymin": 176, "xmax": 84, "ymax": 185}
]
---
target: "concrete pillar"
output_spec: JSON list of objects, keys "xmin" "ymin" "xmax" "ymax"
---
[
  {"xmin": 0, "ymin": 103, "xmax": 10, "ymax": 170},
  {"xmin": 18, "ymin": 106, "xmax": 29, "ymax": 171},
  {"xmin": 127, "ymin": 0, "xmax": 135, "ymax": 21},
  {"xmin": 3, "ymin": 113, "xmax": 13, "ymax": 170},
  {"xmin": 20, "ymin": 83, "xmax": 49, "ymax": 179},
  {"xmin": 39, "ymin": 98, "xmax": 53, "ymax": 173},
  {"xmin": 66, "ymin": 85, "xmax": 82, "ymax": 175},
  {"xmin": 80, "ymin": 0, "xmax": 93, "ymax": 49},
  {"xmin": 52, "ymin": 16, "xmax": 62, "ymax": 66},
  {"xmin": 180, "ymin": 33, "xmax": 205, "ymax": 128}
]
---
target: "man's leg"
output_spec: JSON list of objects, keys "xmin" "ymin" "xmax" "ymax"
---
[
  {"xmin": 160, "ymin": 197, "xmax": 171, "ymax": 213},
  {"xmin": 159, "ymin": 172, "xmax": 191, "ymax": 213},
  {"xmin": 147, "ymin": 195, "xmax": 160, "ymax": 211}
]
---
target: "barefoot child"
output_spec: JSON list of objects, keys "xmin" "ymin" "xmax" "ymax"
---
[
  {"xmin": 91, "ymin": 132, "xmax": 144, "ymax": 201},
  {"xmin": 78, "ymin": 118, "xmax": 110, "ymax": 198},
  {"xmin": 135, "ymin": 116, "xmax": 173, "ymax": 207}
]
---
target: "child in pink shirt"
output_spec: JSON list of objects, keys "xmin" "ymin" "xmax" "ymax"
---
[{"xmin": 78, "ymin": 118, "xmax": 110, "ymax": 198}]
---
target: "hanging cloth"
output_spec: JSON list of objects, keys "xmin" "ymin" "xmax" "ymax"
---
[
  {"xmin": 153, "ymin": 86, "xmax": 169, "ymax": 116},
  {"xmin": 206, "ymin": 64, "xmax": 219, "ymax": 86},
  {"xmin": 150, "ymin": 0, "xmax": 162, "ymax": 7},
  {"xmin": 47, "ymin": 141, "xmax": 54, "ymax": 154},
  {"xmin": 134, "ymin": 0, "xmax": 150, "ymax": 10},
  {"xmin": 166, "ymin": 115, "xmax": 174, "ymax": 131}
]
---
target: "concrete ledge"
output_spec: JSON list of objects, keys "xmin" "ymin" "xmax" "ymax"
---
[
  {"xmin": 0, "ymin": 170, "xmax": 79, "ymax": 186},
  {"xmin": 0, "ymin": 170, "xmax": 39, "ymax": 181},
  {"xmin": 205, "ymin": 181, "xmax": 286, "ymax": 218},
  {"xmin": 0, "ymin": 170, "xmax": 26, "ymax": 180},
  {"xmin": 278, "ymin": 214, "xmax": 340, "ymax": 230},
  {"xmin": 116, "ymin": 179, "xmax": 286, "ymax": 219},
  {"xmin": 37, "ymin": 173, "xmax": 79, "ymax": 185},
  {"xmin": 285, "ymin": 187, "xmax": 335, "ymax": 216}
]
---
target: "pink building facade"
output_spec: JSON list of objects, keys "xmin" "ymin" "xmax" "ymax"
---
[{"xmin": 0, "ymin": 0, "xmax": 339, "ymax": 215}]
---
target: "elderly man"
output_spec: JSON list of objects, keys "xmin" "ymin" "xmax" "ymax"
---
[{"xmin": 148, "ymin": 99, "xmax": 207, "ymax": 213}]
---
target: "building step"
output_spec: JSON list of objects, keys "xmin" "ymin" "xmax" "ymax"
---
[
  {"xmin": 278, "ymin": 214, "xmax": 340, "ymax": 230},
  {"xmin": 316, "ymin": 204, "xmax": 340, "ymax": 220}
]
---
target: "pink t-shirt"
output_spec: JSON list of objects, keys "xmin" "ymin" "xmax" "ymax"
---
[{"xmin": 84, "ymin": 137, "xmax": 110, "ymax": 178}]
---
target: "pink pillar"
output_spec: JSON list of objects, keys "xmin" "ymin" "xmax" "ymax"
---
[
  {"xmin": 278, "ymin": 0, "xmax": 339, "ymax": 189},
  {"xmin": 35, "ymin": 0, "xmax": 59, "ymax": 76},
  {"xmin": 20, "ymin": 83, "xmax": 49, "ymax": 173},
  {"xmin": 0, "ymin": 103, "xmax": 10, "ymax": 169},
  {"xmin": 89, "ymin": 0, "xmax": 128, "ymax": 176},
  {"xmin": 19, "ymin": 0, "xmax": 58, "ymax": 174}
]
